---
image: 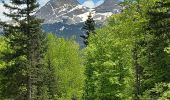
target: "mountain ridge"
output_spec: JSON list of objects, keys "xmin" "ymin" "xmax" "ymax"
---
[
  {"xmin": 36, "ymin": 0, "xmax": 122, "ymax": 46},
  {"xmin": 36, "ymin": 0, "xmax": 121, "ymax": 24}
]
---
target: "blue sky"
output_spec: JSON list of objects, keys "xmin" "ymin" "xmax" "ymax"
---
[
  {"xmin": 78, "ymin": 0, "xmax": 101, "ymax": 4},
  {"xmin": 0, "ymin": 0, "xmax": 102, "ymax": 7}
]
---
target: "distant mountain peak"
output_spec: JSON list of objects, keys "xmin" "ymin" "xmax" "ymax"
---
[{"xmin": 36, "ymin": 0, "xmax": 121, "ymax": 24}]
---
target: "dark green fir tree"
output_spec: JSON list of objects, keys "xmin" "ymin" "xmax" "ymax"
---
[
  {"xmin": 0, "ymin": 0, "xmax": 48, "ymax": 99},
  {"xmin": 80, "ymin": 12, "xmax": 95, "ymax": 46}
]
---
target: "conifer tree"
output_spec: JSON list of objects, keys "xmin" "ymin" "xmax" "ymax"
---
[
  {"xmin": 80, "ymin": 12, "xmax": 95, "ymax": 46},
  {"xmin": 0, "ymin": 0, "xmax": 47, "ymax": 99}
]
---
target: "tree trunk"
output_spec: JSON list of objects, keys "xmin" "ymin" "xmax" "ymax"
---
[
  {"xmin": 133, "ymin": 45, "xmax": 141, "ymax": 100},
  {"xmin": 26, "ymin": 1, "xmax": 32, "ymax": 99},
  {"xmin": 28, "ymin": 75, "xmax": 32, "ymax": 100}
]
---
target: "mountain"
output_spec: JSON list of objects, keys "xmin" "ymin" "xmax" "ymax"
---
[{"xmin": 36, "ymin": 0, "xmax": 121, "ymax": 46}]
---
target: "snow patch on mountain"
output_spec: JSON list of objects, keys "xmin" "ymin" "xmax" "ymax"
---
[
  {"xmin": 77, "ymin": 12, "xmax": 90, "ymax": 22},
  {"xmin": 60, "ymin": 26, "xmax": 65, "ymax": 31}
]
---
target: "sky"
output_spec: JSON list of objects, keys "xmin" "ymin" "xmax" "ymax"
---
[
  {"xmin": 78, "ymin": 0, "xmax": 103, "ymax": 4},
  {"xmin": 39, "ymin": 0, "xmax": 105, "ymax": 7},
  {"xmin": 81, "ymin": 0, "xmax": 104, "ymax": 8},
  {"xmin": 0, "ymin": 0, "xmax": 105, "ymax": 21},
  {"xmin": 0, "ymin": 0, "xmax": 103, "ymax": 6}
]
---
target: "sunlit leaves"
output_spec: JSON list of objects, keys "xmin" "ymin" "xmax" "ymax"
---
[
  {"xmin": 0, "ymin": 37, "xmax": 8, "ymax": 69},
  {"xmin": 46, "ymin": 33, "xmax": 84, "ymax": 99},
  {"xmin": 142, "ymin": 83, "xmax": 170, "ymax": 100}
]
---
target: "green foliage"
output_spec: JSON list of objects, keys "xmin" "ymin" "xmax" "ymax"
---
[
  {"xmin": 0, "ymin": 32, "xmax": 29, "ymax": 99},
  {"xmin": 141, "ymin": 83, "xmax": 170, "ymax": 100},
  {"xmin": 0, "ymin": 36, "xmax": 7, "ymax": 100},
  {"xmin": 0, "ymin": 0, "xmax": 170, "ymax": 99},
  {"xmin": 141, "ymin": 0, "xmax": 170, "ymax": 92},
  {"xmin": 118, "ymin": 0, "xmax": 170, "ymax": 99},
  {"xmin": 46, "ymin": 33, "xmax": 85, "ymax": 100},
  {"xmin": 0, "ymin": 0, "xmax": 48, "ymax": 99},
  {"xmin": 83, "ymin": 23, "xmax": 134, "ymax": 99},
  {"xmin": 83, "ymin": 0, "xmax": 170, "ymax": 99},
  {"xmin": 0, "ymin": 36, "xmax": 8, "ymax": 69}
]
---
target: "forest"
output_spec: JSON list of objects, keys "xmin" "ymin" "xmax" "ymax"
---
[{"xmin": 0, "ymin": 0, "xmax": 170, "ymax": 100}]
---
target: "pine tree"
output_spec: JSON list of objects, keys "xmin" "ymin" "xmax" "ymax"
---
[
  {"xmin": 0, "ymin": 0, "xmax": 47, "ymax": 99},
  {"xmin": 80, "ymin": 12, "xmax": 95, "ymax": 46}
]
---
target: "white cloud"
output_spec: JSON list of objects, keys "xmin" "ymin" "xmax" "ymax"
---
[{"xmin": 82, "ymin": 0, "xmax": 95, "ymax": 9}]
